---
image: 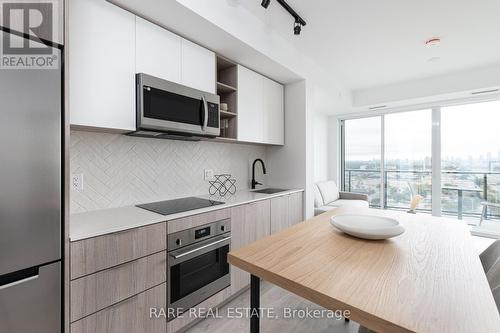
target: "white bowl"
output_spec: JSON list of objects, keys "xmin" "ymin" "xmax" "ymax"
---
[{"xmin": 330, "ymin": 214, "xmax": 405, "ymax": 240}]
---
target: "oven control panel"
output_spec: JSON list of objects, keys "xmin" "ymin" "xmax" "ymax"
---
[{"xmin": 167, "ymin": 218, "xmax": 231, "ymax": 251}]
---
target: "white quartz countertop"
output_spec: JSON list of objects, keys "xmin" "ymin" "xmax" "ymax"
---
[{"xmin": 70, "ymin": 188, "xmax": 304, "ymax": 241}]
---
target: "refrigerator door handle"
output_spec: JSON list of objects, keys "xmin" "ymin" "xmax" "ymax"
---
[{"xmin": 0, "ymin": 267, "xmax": 39, "ymax": 290}]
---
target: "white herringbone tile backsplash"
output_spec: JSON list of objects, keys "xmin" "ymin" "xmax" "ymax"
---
[{"xmin": 70, "ymin": 131, "xmax": 267, "ymax": 213}]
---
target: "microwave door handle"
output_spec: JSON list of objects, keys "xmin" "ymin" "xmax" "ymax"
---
[{"xmin": 202, "ymin": 95, "xmax": 208, "ymax": 131}]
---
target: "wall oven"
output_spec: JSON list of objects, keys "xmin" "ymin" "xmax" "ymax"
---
[
  {"xmin": 167, "ymin": 219, "xmax": 231, "ymax": 320},
  {"xmin": 135, "ymin": 73, "xmax": 220, "ymax": 139}
]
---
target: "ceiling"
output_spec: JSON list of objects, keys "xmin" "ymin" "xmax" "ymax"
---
[{"xmin": 239, "ymin": 0, "xmax": 500, "ymax": 91}]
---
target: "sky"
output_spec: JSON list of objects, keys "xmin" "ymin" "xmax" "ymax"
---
[
  {"xmin": 344, "ymin": 99, "xmax": 500, "ymax": 161},
  {"xmin": 442, "ymin": 102, "xmax": 500, "ymax": 160}
]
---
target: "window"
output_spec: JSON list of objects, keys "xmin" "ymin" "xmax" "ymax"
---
[
  {"xmin": 384, "ymin": 110, "xmax": 432, "ymax": 211},
  {"xmin": 343, "ymin": 117, "xmax": 382, "ymax": 207},
  {"xmin": 441, "ymin": 101, "xmax": 500, "ymax": 220},
  {"xmin": 341, "ymin": 99, "xmax": 500, "ymax": 236}
]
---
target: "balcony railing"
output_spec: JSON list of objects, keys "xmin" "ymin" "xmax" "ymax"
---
[{"xmin": 343, "ymin": 169, "xmax": 500, "ymax": 219}]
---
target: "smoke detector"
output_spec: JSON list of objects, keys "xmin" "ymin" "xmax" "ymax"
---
[{"xmin": 425, "ymin": 38, "xmax": 441, "ymax": 48}]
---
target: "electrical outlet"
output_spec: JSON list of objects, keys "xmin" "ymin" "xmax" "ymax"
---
[
  {"xmin": 204, "ymin": 169, "xmax": 214, "ymax": 181},
  {"xmin": 72, "ymin": 173, "xmax": 83, "ymax": 191}
]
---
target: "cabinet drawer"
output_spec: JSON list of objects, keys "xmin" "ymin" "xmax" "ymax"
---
[
  {"xmin": 71, "ymin": 283, "xmax": 166, "ymax": 333},
  {"xmin": 71, "ymin": 222, "xmax": 166, "ymax": 279},
  {"xmin": 168, "ymin": 208, "xmax": 230, "ymax": 234},
  {"xmin": 71, "ymin": 251, "xmax": 166, "ymax": 322}
]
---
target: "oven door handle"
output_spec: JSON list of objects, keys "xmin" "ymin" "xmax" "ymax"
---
[{"xmin": 170, "ymin": 236, "xmax": 231, "ymax": 260}]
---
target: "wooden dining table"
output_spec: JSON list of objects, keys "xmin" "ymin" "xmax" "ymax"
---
[{"xmin": 228, "ymin": 207, "xmax": 500, "ymax": 333}]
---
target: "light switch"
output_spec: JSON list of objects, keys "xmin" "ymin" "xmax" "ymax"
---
[{"xmin": 204, "ymin": 169, "xmax": 214, "ymax": 180}]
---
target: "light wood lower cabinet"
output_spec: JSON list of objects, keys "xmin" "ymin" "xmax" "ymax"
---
[
  {"xmin": 270, "ymin": 195, "xmax": 290, "ymax": 234},
  {"xmin": 71, "ymin": 283, "xmax": 166, "ymax": 333},
  {"xmin": 71, "ymin": 222, "xmax": 166, "ymax": 279},
  {"xmin": 288, "ymin": 192, "xmax": 304, "ymax": 225},
  {"xmin": 230, "ymin": 200, "xmax": 271, "ymax": 294},
  {"xmin": 270, "ymin": 192, "xmax": 304, "ymax": 234},
  {"xmin": 68, "ymin": 192, "xmax": 304, "ymax": 333},
  {"xmin": 71, "ymin": 251, "xmax": 167, "ymax": 322}
]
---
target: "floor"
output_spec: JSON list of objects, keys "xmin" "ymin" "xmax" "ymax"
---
[
  {"xmin": 186, "ymin": 236, "xmax": 495, "ymax": 333},
  {"xmin": 185, "ymin": 282, "xmax": 359, "ymax": 333}
]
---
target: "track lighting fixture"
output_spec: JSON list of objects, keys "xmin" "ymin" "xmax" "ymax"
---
[
  {"xmin": 261, "ymin": 0, "xmax": 271, "ymax": 9},
  {"xmin": 260, "ymin": 0, "xmax": 307, "ymax": 35},
  {"xmin": 294, "ymin": 19, "xmax": 302, "ymax": 35}
]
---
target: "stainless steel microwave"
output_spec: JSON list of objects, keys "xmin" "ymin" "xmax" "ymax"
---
[{"xmin": 134, "ymin": 73, "xmax": 220, "ymax": 139}]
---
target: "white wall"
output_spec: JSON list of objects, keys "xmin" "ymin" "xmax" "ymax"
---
[
  {"xmin": 313, "ymin": 114, "xmax": 328, "ymax": 182},
  {"xmin": 313, "ymin": 114, "xmax": 341, "ymax": 187},
  {"xmin": 327, "ymin": 117, "xmax": 341, "ymax": 184},
  {"xmin": 304, "ymin": 81, "xmax": 317, "ymax": 217},
  {"xmin": 353, "ymin": 64, "xmax": 500, "ymax": 109},
  {"xmin": 267, "ymin": 81, "xmax": 309, "ymax": 216}
]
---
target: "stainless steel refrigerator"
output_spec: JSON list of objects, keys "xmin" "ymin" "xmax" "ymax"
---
[{"xmin": 0, "ymin": 29, "xmax": 62, "ymax": 332}]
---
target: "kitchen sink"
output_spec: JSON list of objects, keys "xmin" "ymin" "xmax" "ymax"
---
[{"xmin": 252, "ymin": 188, "xmax": 290, "ymax": 194}]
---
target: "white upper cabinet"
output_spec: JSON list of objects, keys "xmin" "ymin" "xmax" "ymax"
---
[
  {"xmin": 68, "ymin": 1, "xmax": 279, "ymax": 141},
  {"xmin": 237, "ymin": 65, "xmax": 284, "ymax": 145},
  {"xmin": 136, "ymin": 26, "xmax": 215, "ymax": 93},
  {"xmin": 237, "ymin": 65, "xmax": 264, "ymax": 143},
  {"xmin": 69, "ymin": 0, "xmax": 136, "ymax": 131},
  {"xmin": 181, "ymin": 39, "xmax": 216, "ymax": 94},
  {"xmin": 135, "ymin": 17, "xmax": 182, "ymax": 83},
  {"xmin": 263, "ymin": 78, "xmax": 284, "ymax": 145}
]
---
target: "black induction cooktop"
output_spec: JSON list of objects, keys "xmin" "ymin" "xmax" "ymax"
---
[{"xmin": 137, "ymin": 197, "xmax": 224, "ymax": 215}]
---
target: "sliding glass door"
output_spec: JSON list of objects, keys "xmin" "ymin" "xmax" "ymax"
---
[
  {"xmin": 441, "ymin": 100, "xmax": 500, "ymax": 220},
  {"xmin": 342, "ymin": 110, "xmax": 432, "ymax": 211},
  {"xmin": 384, "ymin": 110, "xmax": 432, "ymax": 211},
  {"xmin": 342, "ymin": 117, "xmax": 382, "ymax": 207},
  {"xmin": 341, "ymin": 99, "xmax": 500, "ymax": 235}
]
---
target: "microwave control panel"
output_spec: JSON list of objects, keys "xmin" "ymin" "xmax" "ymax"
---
[{"xmin": 207, "ymin": 102, "xmax": 219, "ymax": 128}]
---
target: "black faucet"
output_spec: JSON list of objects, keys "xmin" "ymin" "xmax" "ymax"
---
[{"xmin": 251, "ymin": 158, "xmax": 267, "ymax": 189}]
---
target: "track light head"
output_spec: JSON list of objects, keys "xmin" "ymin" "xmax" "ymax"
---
[
  {"xmin": 294, "ymin": 20, "xmax": 302, "ymax": 35},
  {"xmin": 261, "ymin": 0, "xmax": 306, "ymax": 35}
]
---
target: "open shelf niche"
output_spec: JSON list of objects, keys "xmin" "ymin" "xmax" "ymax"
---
[{"xmin": 216, "ymin": 56, "xmax": 238, "ymax": 139}]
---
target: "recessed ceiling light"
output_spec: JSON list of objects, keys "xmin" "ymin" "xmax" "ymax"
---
[
  {"xmin": 427, "ymin": 56, "xmax": 441, "ymax": 62},
  {"xmin": 425, "ymin": 37, "xmax": 441, "ymax": 48}
]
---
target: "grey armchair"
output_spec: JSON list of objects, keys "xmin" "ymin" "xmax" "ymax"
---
[
  {"xmin": 483, "ymin": 241, "xmax": 500, "ymax": 313},
  {"xmin": 487, "ymin": 260, "xmax": 500, "ymax": 311},
  {"xmin": 480, "ymin": 239, "xmax": 500, "ymax": 274},
  {"xmin": 314, "ymin": 181, "xmax": 369, "ymax": 216}
]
